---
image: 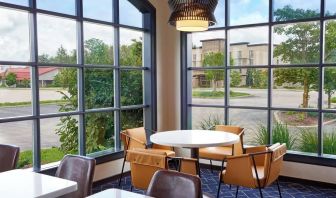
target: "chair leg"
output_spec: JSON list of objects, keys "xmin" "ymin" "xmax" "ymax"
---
[
  {"xmin": 258, "ymin": 187, "xmax": 263, "ymax": 198},
  {"xmin": 118, "ymin": 157, "xmax": 126, "ymax": 186},
  {"xmin": 210, "ymin": 160, "xmax": 213, "ymax": 173},
  {"xmin": 235, "ymin": 186, "xmax": 239, "ymax": 198},
  {"xmin": 276, "ymin": 179, "xmax": 282, "ymax": 198},
  {"xmin": 217, "ymin": 174, "xmax": 223, "ymax": 198},
  {"xmin": 130, "ymin": 186, "xmax": 133, "ymax": 192}
]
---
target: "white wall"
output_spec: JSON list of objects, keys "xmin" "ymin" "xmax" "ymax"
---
[{"xmin": 93, "ymin": 0, "xmax": 336, "ymax": 185}]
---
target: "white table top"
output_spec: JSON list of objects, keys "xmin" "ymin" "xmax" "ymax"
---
[
  {"xmin": 0, "ymin": 169, "xmax": 77, "ymax": 198},
  {"xmin": 150, "ymin": 130, "xmax": 239, "ymax": 148},
  {"xmin": 88, "ymin": 189, "xmax": 153, "ymax": 198}
]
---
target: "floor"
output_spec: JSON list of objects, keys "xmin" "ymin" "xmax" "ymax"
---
[{"xmin": 92, "ymin": 168, "xmax": 336, "ymax": 198}]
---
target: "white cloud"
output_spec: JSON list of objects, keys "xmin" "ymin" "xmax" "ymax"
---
[
  {"xmin": 230, "ymin": 26, "xmax": 268, "ymax": 44},
  {"xmin": 274, "ymin": 0, "xmax": 320, "ymax": 11},
  {"xmin": 37, "ymin": 14, "xmax": 77, "ymax": 57},
  {"xmin": 0, "ymin": 8, "xmax": 30, "ymax": 61},
  {"xmin": 191, "ymin": 30, "xmax": 225, "ymax": 47},
  {"xmin": 84, "ymin": 22, "xmax": 114, "ymax": 46}
]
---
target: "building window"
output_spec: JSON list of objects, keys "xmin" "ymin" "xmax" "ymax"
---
[
  {"xmin": 0, "ymin": 0, "xmax": 155, "ymax": 171},
  {"xmin": 182, "ymin": 0, "xmax": 336, "ymax": 164}
]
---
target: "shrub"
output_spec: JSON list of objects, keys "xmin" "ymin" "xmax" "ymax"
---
[
  {"xmin": 299, "ymin": 129, "xmax": 336, "ymax": 155},
  {"xmin": 198, "ymin": 114, "xmax": 224, "ymax": 130},
  {"xmin": 254, "ymin": 122, "xmax": 296, "ymax": 150}
]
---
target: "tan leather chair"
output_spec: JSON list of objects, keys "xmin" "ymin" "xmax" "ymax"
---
[
  {"xmin": 56, "ymin": 155, "xmax": 96, "ymax": 198},
  {"xmin": 146, "ymin": 170, "xmax": 203, "ymax": 198},
  {"xmin": 0, "ymin": 144, "xmax": 20, "ymax": 172},
  {"xmin": 127, "ymin": 148, "xmax": 200, "ymax": 190},
  {"xmin": 199, "ymin": 125, "xmax": 244, "ymax": 172},
  {"xmin": 216, "ymin": 143, "xmax": 287, "ymax": 198},
  {"xmin": 119, "ymin": 127, "xmax": 175, "ymax": 185}
]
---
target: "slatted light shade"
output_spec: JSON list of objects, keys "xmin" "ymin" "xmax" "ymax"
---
[{"xmin": 168, "ymin": 0, "xmax": 218, "ymax": 32}]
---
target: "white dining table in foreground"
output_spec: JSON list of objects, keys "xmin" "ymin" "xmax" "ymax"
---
[
  {"xmin": 88, "ymin": 188, "xmax": 153, "ymax": 198},
  {"xmin": 0, "ymin": 169, "xmax": 77, "ymax": 198}
]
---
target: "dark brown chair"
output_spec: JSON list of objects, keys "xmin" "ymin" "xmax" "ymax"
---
[
  {"xmin": 146, "ymin": 170, "xmax": 203, "ymax": 198},
  {"xmin": 55, "ymin": 155, "xmax": 96, "ymax": 198},
  {"xmin": 0, "ymin": 144, "xmax": 20, "ymax": 172}
]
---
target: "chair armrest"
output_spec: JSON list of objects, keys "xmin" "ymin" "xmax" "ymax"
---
[
  {"xmin": 245, "ymin": 145, "xmax": 267, "ymax": 154},
  {"xmin": 120, "ymin": 131, "xmax": 147, "ymax": 148}
]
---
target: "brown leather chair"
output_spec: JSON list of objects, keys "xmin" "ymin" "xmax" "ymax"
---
[
  {"xmin": 199, "ymin": 125, "xmax": 245, "ymax": 172},
  {"xmin": 146, "ymin": 170, "xmax": 203, "ymax": 198},
  {"xmin": 127, "ymin": 148, "xmax": 200, "ymax": 190},
  {"xmin": 0, "ymin": 144, "xmax": 20, "ymax": 172},
  {"xmin": 217, "ymin": 143, "xmax": 287, "ymax": 198},
  {"xmin": 119, "ymin": 127, "xmax": 175, "ymax": 185},
  {"xmin": 56, "ymin": 155, "xmax": 96, "ymax": 198}
]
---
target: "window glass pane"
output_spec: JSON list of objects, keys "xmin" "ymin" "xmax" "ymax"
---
[
  {"xmin": 229, "ymin": 0, "xmax": 268, "ymax": 26},
  {"xmin": 191, "ymin": 107, "xmax": 224, "ymax": 130},
  {"xmin": 323, "ymin": 113, "xmax": 336, "ymax": 157},
  {"xmin": 40, "ymin": 116, "xmax": 78, "ymax": 165},
  {"xmin": 190, "ymin": 30, "xmax": 225, "ymax": 67},
  {"xmin": 229, "ymin": 68, "xmax": 268, "ymax": 107},
  {"xmin": 84, "ymin": 22, "xmax": 114, "ymax": 65},
  {"xmin": 272, "ymin": 110, "xmax": 317, "ymax": 155},
  {"xmin": 325, "ymin": 20, "xmax": 336, "ymax": 63},
  {"xmin": 121, "ymin": 70, "xmax": 143, "ymax": 106},
  {"xmin": 83, "ymin": 0, "xmax": 113, "ymax": 22},
  {"xmin": 273, "ymin": 0, "xmax": 320, "ymax": 21},
  {"xmin": 0, "ymin": 0, "xmax": 27, "ymax": 6},
  {"xmin": 86, "ymin": 112, "xmax": 114, "ymax": 155},
  {"xmin": 121, "ymin": 109, "xmax": 143, "ymax": 130},
  {"xmin": 85, "ymin": 68, "xmax": 114, "ymax": 109},
  {"xmin": 323, "ymin": 67, "xmax": 336, "ymax": 110},
  {"xmin": 0, "ymin": 7, "xmax": 30, "ymax": 62},
  {"xmin": 120, "ymin": 28, "xmax": 143, "ymax": 67},
  {"xmin": 229, "ymin": 109, "xmax": 267, "ymax": 145},
  {"xmin": 39, "ymin": 67, "xmax": 78, "ymax": 114},
  {"xmin": 37, "ymin": 14, "xmax": 77, "ymax": 64},
  {"xmin": 119, "ymin": 0, "xmax": 142, "ymax": 28},
  {"xmin": 210, "ymin": 0, "xmax": 225, "ymax": 28},
  {"xmin": 326, "ymin": 0, "xmax": 336, "ymax": 16},
  {"xmin": 37, "ymin": 0, "xmax": 75, "ymax": 15},
  {"xmin": 229, "ymin": 26, "xmax": 268, "ymax": 66},
  {"xmin": 192, "ymin": 70, "xmax": 224, "ymax": 105},
  {"xmin": 0, "ymin": 120, "xmax": 32, "ymax": 168},
  {"xmin": 273, "ymin": 22, "xmax": 320, "ymax": 65},
  {"xmin": 273, "ymin": 67, "xmax": 318, "ymax": 109},
  {"xmin": 0, "ymin": 66, "xmax": 31, "ymax": 118}
]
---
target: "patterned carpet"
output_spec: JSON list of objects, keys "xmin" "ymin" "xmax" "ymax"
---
[{"xmin": 92, "ymin": 168, "xmax": 336, "ymax": 198}]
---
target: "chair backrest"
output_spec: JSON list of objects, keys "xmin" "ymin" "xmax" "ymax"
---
[
  {"xmin": 121, "ymin": 127, "xmax": 147, "ymax": 151},
  {"xmin": 0, "ymin": 144, "xmax": 20, "ymax": 172},
  {"xmin": 215, "ymin": 125, "xmax": 244, "ymax": 155},
  {"xmin": 264, "ymin": 143, "xmax": 287, "ymax": 186},
  {"xmin": 127, "ymin": 149, "xmax": 168, "ymax": 190},
  {"xmin": 146, "ymin": 170, "xmax": 203, "ymax": 198},
  {"xmin": 179, "ymin": 158, "xmax": 198, "ymax": 176},
  {"xmin": 55, "ymin": 155, "xmax": 96, "ymax": 198}
]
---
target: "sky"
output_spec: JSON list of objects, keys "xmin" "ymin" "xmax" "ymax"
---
[{"xmin": 0, "ymin": 0, "xmax": 143, "ymax": 61}]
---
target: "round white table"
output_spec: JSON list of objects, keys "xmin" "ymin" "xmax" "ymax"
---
[{"xmin": 150, "ymin": 130, "xmax": 239, "ymax": 159}]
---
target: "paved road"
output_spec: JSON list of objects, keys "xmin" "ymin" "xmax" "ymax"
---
[{"xmin": 0, "ymin": 88, "xmax": 335, "ymax": 150}]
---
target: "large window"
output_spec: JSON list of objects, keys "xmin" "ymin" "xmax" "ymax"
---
[
  {"xmin": 182, "ymin": 0, "xmax": 336, "ymax": 162},
  {"xmin": 0, "ymin": 0, "xmax": 155, "ymax": 171}
]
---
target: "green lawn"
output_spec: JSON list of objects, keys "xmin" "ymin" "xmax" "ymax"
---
[
  {"xmin": 18, "ymin": 147, "xmax": 65, "ymax": 168},
  {"xmin": 192, "ymin": 90, "xmax": 250, "ymax": 99}
]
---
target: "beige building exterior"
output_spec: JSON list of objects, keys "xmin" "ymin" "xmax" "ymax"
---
[{"xmin": 191, "ymin": 38, "xmax": 281, "ymax": 88}]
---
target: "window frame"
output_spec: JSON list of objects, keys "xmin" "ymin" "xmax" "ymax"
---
[
  {"xmin": 181, "ymin": 0, "xmax": 336, "ymax": 167},
  {"xmin": 0, "ymin": 0, "xmax": 156, "ymax": 171}
]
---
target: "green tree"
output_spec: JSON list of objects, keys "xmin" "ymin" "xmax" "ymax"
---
[
  {"xmin": 246, "ymin": 68, "xmax": 254, "ymax": 87},
  {"xmin": 273, "ymin": 6, "xmax": 320, "ymax": 108},
  {"xmin": 252, "ymin": 69, "xmax": 267, "ymax": 89},
  {"xmin": 230, "ymin": 70, "xmax": 241, "ymax": 87},
  {"xmin": 324, "ymin": 68, "xmax": 336, "ymax": 108},
  {"xmin": 21, "ymin": 79, "xmax": 30, "ymax": 88},
  {"xmin": 6, "ymin": 72, "xmax": 17, "ymax": 87},
  {"xmin": 202, "ymin": 52, "xmax": 234, "ymax": 91},
  {"xmin": 54, "ymin": 38, "xmax": 143, "ymax": 153}
]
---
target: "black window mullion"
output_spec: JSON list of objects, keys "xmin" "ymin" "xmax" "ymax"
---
[
  {"xmin": 267, "ymin": 0, "xmax": 273, "ymax": 145},
  {"xmin": 224, "ymin": 0, "xmax": 230, "ymax": 124},
  {"xmin": 76, "ymin": 0, "xmax": 86, "ymax": 156},
  {"xmin": 29, "ymin": 0, "xmax": 41, "ymax": 172},
  {"xmin": 114, "ymin": 0, "xmax": 121, "ymax": 150}
]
